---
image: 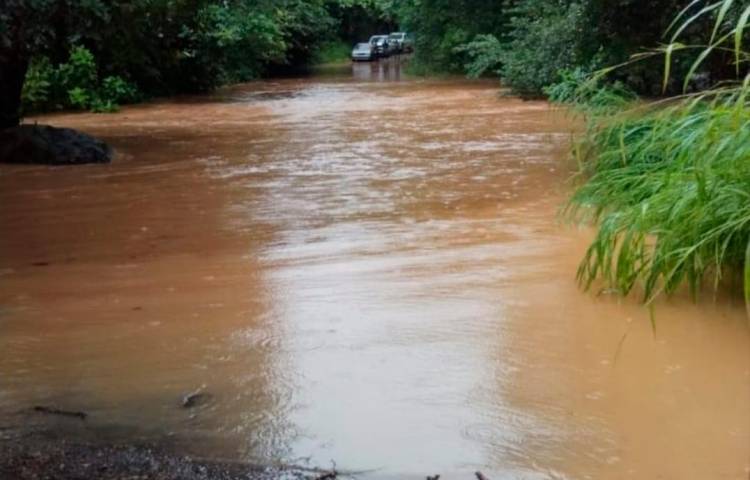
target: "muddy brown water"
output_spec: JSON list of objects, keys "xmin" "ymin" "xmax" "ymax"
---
[{"xmin": 1, "ymin": 61, "xmax": 749, "ymax": 479}]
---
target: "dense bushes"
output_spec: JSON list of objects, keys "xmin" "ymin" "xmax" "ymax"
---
[
  {"xmin": 455, "ymin": 34, "xmax": 504, "ymax": 79},
  {"xmin": 399, "ymin": 0, "xmax": 724, "ymax": 96},
  {"xmin": 497, "ymin": 1, "xmax": 588, "ymax": 95},
  {"xmin": 395, "ymin": 0, "xmax": 507, "ymax": 74},
  {"xmin": 454, "ymin": 1, "xmax": 597, "ymax": 95},
  {"xmin": 22, "ymin": 46, "xmax": 139, "ymax": 113}
]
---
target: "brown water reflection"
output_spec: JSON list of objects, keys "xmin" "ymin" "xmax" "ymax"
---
[{"xmin": 1, "ymin": 64, "xmax": 748, "ymax": 479}]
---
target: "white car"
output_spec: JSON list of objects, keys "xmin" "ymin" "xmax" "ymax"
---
[
  {"xmin": 388, "ymin": 32, "xmax": 406, "ymax": 53},
  {"xmin": 389, "ymin": 32, "xmax": 414, "ymax": 53},
  {"xmin": 351, "ymin": 43, "xmax": 375, "ymax": 61}
]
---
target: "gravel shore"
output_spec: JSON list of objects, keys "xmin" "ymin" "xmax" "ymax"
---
[{"xmin": 0, "ymin": 433, "xmax": 316, "ymax": 480}]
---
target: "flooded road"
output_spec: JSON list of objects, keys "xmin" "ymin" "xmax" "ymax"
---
[{"xmin": 1, "ymin": 62, "xmax": 749, "ymax": 479}]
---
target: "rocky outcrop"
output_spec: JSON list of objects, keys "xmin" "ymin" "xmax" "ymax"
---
[{"xmin": 0, "ymin": 124, "xmax": 112, "ymax": 165}]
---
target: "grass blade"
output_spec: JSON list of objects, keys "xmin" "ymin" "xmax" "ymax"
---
[
  {"xmin": 711, "ymin": 0, "xmax": 734, "ymax": 44},
  {"xmin": 735, "ymin": 5, "xmax": 750, "ymax": 75}
]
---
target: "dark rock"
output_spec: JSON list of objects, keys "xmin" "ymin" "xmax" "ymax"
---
[
  {"xmin": 181, "ymin": 391, "xmax": 213, "ymax": 409},
  {"xmin": 0, "ymin": 124, "xmax": 112, "ymax": 165}
]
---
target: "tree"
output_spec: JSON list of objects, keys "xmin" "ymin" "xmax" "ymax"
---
[{"xmin": 0, "ymin": 0, "xmax": 109, "ymax": 128}]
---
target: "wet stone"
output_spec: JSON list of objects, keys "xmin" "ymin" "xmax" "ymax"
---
[
  {"xmin": 182, "ymin": 391, "xmax": 213, "ymax": 409},
  {"xmin": 0, "ymin": 124, "xmax": 112, "ymax": 165}
]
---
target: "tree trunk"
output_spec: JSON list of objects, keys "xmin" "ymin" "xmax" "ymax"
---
[{"xmin": 0, "ymin": 53, "xmax": 29, "ymax": 130}]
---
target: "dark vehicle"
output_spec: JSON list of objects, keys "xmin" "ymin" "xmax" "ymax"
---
[
  {"xmin": 368, "ymin": 35, "xmax": 392, "ymax": 57},
  {"xmin": 351, "ymin": 42, "xmax": 375, "ymax": 61}
]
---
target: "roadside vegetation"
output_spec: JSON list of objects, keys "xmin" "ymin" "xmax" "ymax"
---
[
  {"xmin": 393, "ymin": 0, "xmax": 689, "ymax": 96},
  {"xmin": 561, "ymin": 1, "xmax": 750, "ymax": 308}
]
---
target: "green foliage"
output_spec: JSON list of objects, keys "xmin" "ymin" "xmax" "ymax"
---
[
  {"xmin": 569, "ymin": 97, "xmax": 750, "ymax": 303},
  {"xmin": 67, "ymin": 87, "xmax": 92, "ymax": 110},
  {"xmin": 58, "ymin": 46, "xmax": 98, "ymax": 95},
  {"xmin": 395, "ymin": 0, "xmax": 723, "ymax": 96},
  {"xmin": 567, "ymin": 0, "xmax": 750, "ymax": 306},
  {"xmin": 397, "ymin": 0, "xmax": 508, "ymax": 74},
  {"xmin": 498, "ymin": 0, "xmax": 588, "ymax": 95},
  {"xmin": 545, "ymin": 67, "xmax": 636, "ymax": 111},
  {"xmin": 189, "ymin": 2, "xmax": 287, "ymax": 85},
  {"xmin": 100, "ymin": 76, "xmax": 140, "ymax": 105},
  {"xmin": 544, "ymin": 67, "xmax": 592, "ymax": 103},
  {"xmin": 455, "ymin": 34, "xmax": 504, "ymax": 78},
  {"xmin": 20, "ymin": 57, "xmax": 53, "ymax": 112},
  {"xmin": 21, "ymin": 46, "xmax": 139, "ymax": 114}
]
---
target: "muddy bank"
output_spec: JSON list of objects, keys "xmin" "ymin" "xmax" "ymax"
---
[{"xmin": 0, "ymin": 433, "xmax": 311, "ymax": 480}]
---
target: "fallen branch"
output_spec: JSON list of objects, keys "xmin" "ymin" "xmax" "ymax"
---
[{"xmin": 32, "ymin": 406, "xmax": 87, "ymax": 420}]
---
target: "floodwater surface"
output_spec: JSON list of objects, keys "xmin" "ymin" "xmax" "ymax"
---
[{"xmin": 1, "ymin": 61, "xmax": 749, "ymax": 479}]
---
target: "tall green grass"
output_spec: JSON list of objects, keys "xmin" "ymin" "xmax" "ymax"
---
[{"xmin": 566, "ymin": 0, "xmax": 750, "ymax": 310}]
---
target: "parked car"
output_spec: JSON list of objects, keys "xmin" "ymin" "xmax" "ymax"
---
[
  {"xmin": 368, "ymin": 35, "xmax": 392, "ymax": 57},
  {"xmin": 351, "ymin": 42, "xmax": 375, "ymax": 61},
  {"xmin": 388, "ymin": 32, "xmax": 407, "ymax": 53}
]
